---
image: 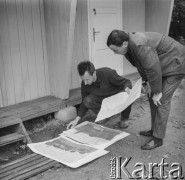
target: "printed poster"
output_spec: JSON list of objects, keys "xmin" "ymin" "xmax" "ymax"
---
[
  {"xmin": 62, "ymin": 121, "xmax": 129, "ymax": 149},
  {"xmin": 95, "ymin": 78, "xmax": 142, "ymax": 122},
  {"xmin": 28, "ymin": 136, "xmax": 108, "ymax": 168}
]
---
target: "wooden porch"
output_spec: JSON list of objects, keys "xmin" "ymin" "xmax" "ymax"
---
[
  {"xmin": 0, "ymin": 88, "xmax": 81, "ymax": 147},
  {"xmin": 0, "ymin": 88, "xmax": 81, "ymax": 122}
]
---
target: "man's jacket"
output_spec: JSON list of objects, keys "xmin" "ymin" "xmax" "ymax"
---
[
  {"xmin": 78, "ymin": 67, "xmax": 131, "ymax": 117},
  {"xmin": 125, "ymin": 32, "xmax": 185, "ymax": 94}
]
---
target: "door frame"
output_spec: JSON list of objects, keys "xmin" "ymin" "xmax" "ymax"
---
[{"xmin": 87, "ymin": 0, "xmax": 123, "ymax": 62}]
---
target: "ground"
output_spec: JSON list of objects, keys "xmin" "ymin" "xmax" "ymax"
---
[{"xmin": 1, "ymin": 80, "xmax": 185, "ymax": 180}]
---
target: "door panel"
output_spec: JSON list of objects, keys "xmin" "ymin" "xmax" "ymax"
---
[{"xmin": 89, "ymin": 0, "xmax": 123, "ymax": 75}]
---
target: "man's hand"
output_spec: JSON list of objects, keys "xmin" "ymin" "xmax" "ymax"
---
[
  {"xmin": 152, "ymin": 92, "xmax": 162, "ymax": 106},
  {"xmin": 67, "ymin": 117, "xmax": 80, "ymax": 130},
  {"xmin": 125, "ymin": 87, "xmax": 131, "ymax": 94}
]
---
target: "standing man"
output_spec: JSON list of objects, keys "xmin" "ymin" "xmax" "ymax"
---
[
  {"xmin": 107, "ymin": 30, "xmax": 185, "ymax": 150},
  {"xmin": 67, "ymin": 61, "xmax": 132, "ymax": 130}
]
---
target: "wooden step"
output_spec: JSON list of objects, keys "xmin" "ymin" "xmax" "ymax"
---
[
  {"xmin": 0, "ymin": 116, "xmax": 21, "ymax": 128},
  {"xmin": 0, "ymin": 133, "xmax": 25, "ymax": 147},
  {"xmin": 0, "ymin": 153, "xmax": 58, "ymax": 180}
]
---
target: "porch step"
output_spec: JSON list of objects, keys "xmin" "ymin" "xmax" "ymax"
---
[
  {"xmin": 0, "ymin": 116, "xmax": 21, "ymax": 128},
  {"xmin": 0, "ymin": 117, "xmax": 32, "ymax": 147},
  {"xmin": 0, "ymin": 133, "xmax": 25, "ymax": 147},
  {"xmin": 0, "ymin": 153, "xmax": 58, "ymax": 180}
]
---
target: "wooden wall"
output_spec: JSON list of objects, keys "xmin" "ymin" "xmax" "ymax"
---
[
  {"xmin": 122, "ymin": 0, "xmax": 145, "ymax": 75},
  {"xmin": 44, "ymin": 0, "xmax": 69, "ymax": 99},
  {"xmin": 0, "ymin": 0, "xmax": 173, "ymax": 106},
  {"xmin": 145, "ymin": 0, "xmax": 174, "ymax": 34},
  {"xmin": 44, "ymin": 0, "xmax": 89, "ymax": 98},
  {"xmin": 0, "ymin": 0, "xmax": 50, "ymax": 107},
  {"xmin": 71, "ymin": 0, "xmax": 89, "ymax": 89},
  {"xmin": 122, "ymin": 0, "xmax": 145, "ymax": 32}
]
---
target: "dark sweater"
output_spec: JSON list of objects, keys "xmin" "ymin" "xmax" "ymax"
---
[{"xmin": 78, "ymin": 67, "xmax": 132, "ymax": 117}]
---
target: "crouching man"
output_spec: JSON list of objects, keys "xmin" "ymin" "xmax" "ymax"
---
[{"xmin": 67, "ymin": 61, "xmax": 132, "ymax": 130}]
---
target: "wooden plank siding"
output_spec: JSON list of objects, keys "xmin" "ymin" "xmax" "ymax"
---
[
  {"xmin": 44, "ymin": 0, "xmax": 89, "ymax": 99},
  {"xmin": 122, "ymin": 0, "xmax": 145, "ymax": 32},
  {"xmin": 0, "ymin": 0, "xmax": 15, "ymax": 106},
  {"xmin": 39, "ymin": 0, "xmax": 50, "ymax": 96},
  {"xmin": 65, "ymin": 0, "xmax": 77, "ymax": 98},
  {"xmin": 122, "ymin": 0, "xmax": 145, "ymax": 75},
  {"xmin": 0, "ymin": 0, "xmax": 50, "ymax": 107},
  {"xmin": 7, "ymin": 0, "xmax": 24, "ymax": 104},
  {"xmin": 145, "ymin": 0, "xmax": 174, "ymax": 34},
  {"xmin": 44, "ymin": 0, "xmax": 68, "ymax": 99},
  {"xmin": 43, "ymin": 0, "xmax": 56, "ymax": 97},
  {"xmin": 71, "ymin": 0, "xmax": 89, "ymax": 89}
]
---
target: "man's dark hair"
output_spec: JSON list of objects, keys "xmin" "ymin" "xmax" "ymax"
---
[
  {"xmin": 77, "ymin": 61, "xmax": 95, "ymax": 76},
  {"xmin": 107, "ymin": 30, "xmax": 129, "ymax": 47}
]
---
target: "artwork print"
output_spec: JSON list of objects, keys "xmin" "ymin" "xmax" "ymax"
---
[
  {"xmin": 62, "ymin": 121, "xmax": 129, "ymax": 149},
  {"xmin": 95, "ymin": 78, "xmax": 142, "ymax": 122},
  {"xmin": 28, "ymin": 136, "xmax": 108, "ymax": 168}
]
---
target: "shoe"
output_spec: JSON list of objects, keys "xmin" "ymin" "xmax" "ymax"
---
[
  {"xmin": 141, "ymin": 137, "xmax": 163, "ymax": 150},
  {"xmin": 119, "ymin": 121, "xmax": 129, "ymax": 129},
  {"xmin": 139, "ymin": 130, "xmax": 153, "ymax": 137}
]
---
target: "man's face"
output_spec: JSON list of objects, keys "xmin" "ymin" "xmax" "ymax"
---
[
  {"xmin": 109, "ymin": 42, "xmax": 128, "ymax": 55},
  {"xmin": 80, "ymin": 71, "xmax": 95, "ymax": 85}
]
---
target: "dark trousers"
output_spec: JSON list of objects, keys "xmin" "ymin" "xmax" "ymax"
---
[
  {"xmin": 148, "ymin": 76, "xmax": 184, "ymax": 139},
  {"xmin": 83, "ymin": 94, "xmax": 132, "ymax": 121}
]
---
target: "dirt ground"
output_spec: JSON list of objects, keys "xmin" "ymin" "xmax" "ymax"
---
[{"xmin": 1, "ymin": 79, "xmax": 185, "ymax": 180}]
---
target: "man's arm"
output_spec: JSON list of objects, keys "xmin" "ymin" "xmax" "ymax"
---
[
  {"xmin": 109, "ymin": 70, "xmax": 132, "ymax": 90},
  {"xmin": 136, "ymin": 45, "xmax": 162, "ymax": 94},
  {"xmin": 67, "ymin": 84, "xmax": 89, "ymax": 129},
  {"xmin": 67, "ymin": 116, "xmax": 81, "ymax": 129},
  {"xmin": 77, "ymin": 83, "xmax": 89, "ymax": 117},
  {"xmin": 136, "ymin": 45, "xmax": 163, "ymax": 106}
]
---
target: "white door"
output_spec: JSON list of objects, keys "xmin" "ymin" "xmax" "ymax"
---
[{"xmin": 88, "ymin": 0, "xmax": 123, "ymax": 75}]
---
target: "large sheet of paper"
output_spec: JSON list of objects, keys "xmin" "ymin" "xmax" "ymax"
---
[
  {"xmin": 28, "ymin": 136, "xmax": 108, "ymax": 168},
  {"xmin": 61, "ymin": 121, "xmax": 129, "ymax": 149},
  {"xmin": 95, "ymin": 78, "xmax": 142, "ymax": 122}
]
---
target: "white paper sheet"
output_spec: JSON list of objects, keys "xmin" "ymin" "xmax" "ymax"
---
[
  {"xmin": 61, "ymin": 121, "xmax": 129, "ymax": 149},
  {"xmin": 95, "ymin": 78, "xmax": 142, "ymax": 122},
  {"xmin": 28, "ymin": 136, "xmax": 108, "ymax": 168}
]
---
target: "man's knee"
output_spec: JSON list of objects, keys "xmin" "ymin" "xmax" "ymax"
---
[
  {"xmin": 160, "ymin": 98, "xmax": 171, "ymax": 106},
  {"xmin": 160, "ymin": 92, "xmax": 173, "ymax": 106},
  {"xmin": 83, "ymin": 95, "xmax": 94, "ymax": 108}
]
